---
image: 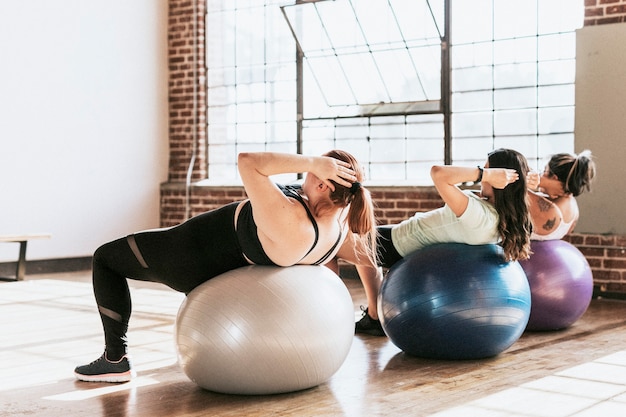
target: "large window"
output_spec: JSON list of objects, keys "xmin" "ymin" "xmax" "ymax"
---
[
  {"xmin": 206, "ymin": 0, "xmax": 582, "ymax": 184},
  {"xmin": 206, "ymin": 1, "xmax": 297, "ymax": 183},
  {"xmin": 450, "ymin": 0, "xmax": 581, "ymax": 174}
]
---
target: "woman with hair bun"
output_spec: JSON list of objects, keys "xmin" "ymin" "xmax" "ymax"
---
[{"xmin": 527, "ymin": 150, "xmax": 596, "ymax": 240}]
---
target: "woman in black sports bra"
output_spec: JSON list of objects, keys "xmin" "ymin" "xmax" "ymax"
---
[{"xmin": 74, "ymin": 149, "xmax": 378, "ymax": 383}]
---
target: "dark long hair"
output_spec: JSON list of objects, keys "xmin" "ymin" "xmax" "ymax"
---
[{"xmin": 488, "ymin": 148, "xmax": 532, "ymax": 261}]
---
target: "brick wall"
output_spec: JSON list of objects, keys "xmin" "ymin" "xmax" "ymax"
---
[
  {"xmin": 162, "ymin": 0, "xmax": 626, "ymax": 297},
  {"xmin": 565, "ymin": 234, "xmax": 626, "ymax": 297},
  {"xmin": 167, "ymin": 0, "xmax": 206, "ymax": 183},
  {"xmin": 585, "ymin": 0, "xmax": 626, "ymax": 25}
]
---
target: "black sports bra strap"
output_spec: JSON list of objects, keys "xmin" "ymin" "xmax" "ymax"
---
[
  {"xmin": 282, "ymin": 185, "xmax": 319, "ymax": 260},
  {"xmin": 313, "ymin": 223, "xmax": 343, "ymax": 265},
  {"xmin": 282, "ymin": 184, "xmax": 342, "ymax": 265}
]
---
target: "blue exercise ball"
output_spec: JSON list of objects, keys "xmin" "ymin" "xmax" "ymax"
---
[{"xmin": 378, "ymin": 243, "xmax": 531, "ymax": 360}]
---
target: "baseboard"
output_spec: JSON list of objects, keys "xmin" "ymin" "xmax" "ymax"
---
[
  {"xmin": 0, "ymin": 257, "xmax": 92, "ymax": 278},
  {"xmin": 593, "ymin": 285, "xmax": 626, "ymax": 301}
]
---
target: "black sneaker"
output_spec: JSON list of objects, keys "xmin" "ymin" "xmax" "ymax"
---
[
  {"xmin": 74, "ymin": 353, "xmax": 135, "ymax": 383},
  {"xmin": 355, "ymin": 307, "xmax": 386, "ymax": 337}
]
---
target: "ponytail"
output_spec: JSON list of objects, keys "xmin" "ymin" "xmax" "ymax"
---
[
  {"xmin": 344, "ymin": 183, "xmax": 378, "ymax": 264},
  {"xmin": 321, "ymin": 150, "xmax": 378, "ymax": 265}
]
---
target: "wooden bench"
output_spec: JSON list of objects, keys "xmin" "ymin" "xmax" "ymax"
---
[{"xmin": 0, "ymin": 234, "xmax": 51, "ymax": 281}]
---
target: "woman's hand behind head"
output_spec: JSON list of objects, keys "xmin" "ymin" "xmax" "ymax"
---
[{"xmin": 484, "ymin": 168, "xmax": 519, "ymax": 189}]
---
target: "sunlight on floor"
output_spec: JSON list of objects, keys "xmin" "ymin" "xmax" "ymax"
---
[
  {"xmin": 43, "ymin": 376, "xmax": 160, "ymax": 401},
  {"xmin": 0, "ymin": 279, "xmax": 184, "ymax": 393},
  {"xmin": 429, "ymin": 351, "xmax": 626, "ymax": 417}
]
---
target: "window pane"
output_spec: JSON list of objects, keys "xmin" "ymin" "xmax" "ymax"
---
[
  {"xmin": 452, "ymin": 66, "xmax": 493, "ymax": 92},
  {"xmin": 452, "ymin": 137, "xmax": 497, "ymax": 164},
  {"xmin": 539, "ymin": 60, "xmax": 576, "ymax": 85},
  {"xmin": 409, "ymin": 45, "xmax": 443, "ymax": 100},
  {"xmin": 314, "ymin": 0, "xmax": 368, "ymax": 52},
  {"xmin": 494, "ymin": 87, "xmax": 537, "ymax": 110},
  {"xmin": 207, "ymin": 1, "xmax": 296, "ymax": 182},
  {"xmin": 453, "ymin": 90, "xmax": 493, "ymax": 113},
  {"xmin": 494, "ymin": 109, "xmax": 537, "ymax": 136},
  {"xmin": 538, "ymin": 0, "xmax": 583, "ymax": 34},
  {"xmin": 539, "ymin": 106, "xmax": 574, "ymax": 135},
  {"xmin": 306, "ymin": 56, "xmax": 355, "ymax": 106},
  {"xmin": 339, "ymin": 53, "xmax": 389, "ymax": 104},
  {"xmin": 538, "ymin": 33, "xmax": 576, "ymax": 60},
  {"xmin": 373, "ymin": 49, "xmax": 426, "ymax": 102},
  {"xmin": 235, "ymin": 8, "xmax": 266, "ymax": 65},
  {"xmin": 451, "ymin": 0, "xmax": 493, "ymax": 43},
  {"xmin": 452, "ymin": 111, "xmax": 493, "ymax": 138},
  {"xmin": 452, "ymin": 43, "xmax": 493, "ymax": 68},
  {"xmin": 354, "ymin": 0, "xmax": 406, "ymax": 46},
  {"xmin": 494, "ymin": 63, "xmax": 537, "ymax": 89},
  {"xmin": 494, "ymin": 38, "xmax": 537, "ymax": 65},
  {"xmin": 494, "ymin": 0, "xmax": 537, "ymax": 39},
  {"xmin": 538, "ymin": 85, "xmax": 574, "ymax": 107}
]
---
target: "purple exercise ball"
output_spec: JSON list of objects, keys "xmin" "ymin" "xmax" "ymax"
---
[{"xmin": 520, "ymin": 240, "xmax": 593, "ymax": 331}]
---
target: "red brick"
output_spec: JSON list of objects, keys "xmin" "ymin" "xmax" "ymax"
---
[
  {"xmin": 607, "ymin": 5, "xmax": 626, "ymax": 13},
  {"xmin": 587, "ymin": 258, "xmax": 603, "ymax": 268},
  {"xmin": 607, "ymin": 248, "xmax": 626, "ymax": 258},
  {"xmin": 597, "ymin": 16, "xmax": 623, "ymax": 23},
  {"xmin": 585, "ymin": 8, "xmax": 604, "ymax": 17},
  {"xmin": 578, "ymin": 247, "xmax": 605, "ymax": 257},
  {"xmin": 604, "ymin": 259, "xmax": 626, "ymax": 269}
]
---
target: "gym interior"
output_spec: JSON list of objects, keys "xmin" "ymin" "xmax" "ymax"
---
[{"xmin": 2, "ymin": 1, "xmax": 626, "ymax": 416}]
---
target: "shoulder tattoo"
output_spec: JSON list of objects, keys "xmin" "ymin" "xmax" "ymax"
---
[
  {"xmin": 537, "ymin": 198, "xmax": 552, "ymax": 212},
  {"xmin": 542, "ymin": 217, "xmax": 557, "ymax": 231}
]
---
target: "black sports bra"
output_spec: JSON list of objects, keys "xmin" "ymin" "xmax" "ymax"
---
[{"xmin": 236, "ymin": 184, "xmax": 342, "ymax": 266}]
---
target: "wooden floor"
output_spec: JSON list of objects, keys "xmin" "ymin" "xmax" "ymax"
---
[{"xmin": 2, "ymin": 271, "xmax": 626, "ymax": 417}]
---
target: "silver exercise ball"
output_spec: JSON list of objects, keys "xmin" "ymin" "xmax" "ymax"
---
[{"xmin": 175, "ymin": 265, "xmax": 354, "ymax": 395}]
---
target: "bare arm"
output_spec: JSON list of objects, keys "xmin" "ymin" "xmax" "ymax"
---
[
  {"xmin": 238, "ymin": 152, "xmax": 354, "ymax": 192},
  {"xmin": 430, "ymin": 165, "xmax": 519, "ymax": 217},
  {"xmin": 335, "ymin": 233, "xmax": 382, "ymax": 319},
  {"xmin": 237, "ymin": 152, "xmax": 355, "ymax": 247}
]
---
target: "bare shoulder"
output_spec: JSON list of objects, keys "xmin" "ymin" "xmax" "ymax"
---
[{"xmin": 554, "ymin": 195, "xmax": 579, "ymax": 223}]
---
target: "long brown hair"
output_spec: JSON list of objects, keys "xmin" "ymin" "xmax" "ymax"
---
[
  {"xmin": 488, "ymin": 148, "xmax": 532, "ymax": 261},
  {"xmin": 310, "ymin": 150, "xmax": 378, "ymax": 265}
]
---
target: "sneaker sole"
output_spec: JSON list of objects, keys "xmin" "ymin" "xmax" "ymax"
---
[
  {"xmin": 356, "ymin": 330, "xmax": 386, "ymax": 337},
  {"xmin": 74, "ymin": 370, "xmax": 136, "ymax": 383}
]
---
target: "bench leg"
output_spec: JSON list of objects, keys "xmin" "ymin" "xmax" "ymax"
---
[
  {"xmin": 0, "ymin": 241, "xmax": 29, "ymax": 282},
  {"xmin": 16, "ymin": 241, "xmax": 28, "ymax": 281}
]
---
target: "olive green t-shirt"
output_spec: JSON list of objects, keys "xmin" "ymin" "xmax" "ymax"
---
[{"xmin": 391, "ymin": 191, "xmax": 500, "ymax": 257}]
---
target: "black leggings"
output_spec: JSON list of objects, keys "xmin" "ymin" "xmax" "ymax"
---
[
  {"xmin": 376, "ymin": 225, "xmax": 403, "ymax": 269},
  {"xmin": 92, "ymin": 202, "xmax": 249, "ymax": 360}
]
